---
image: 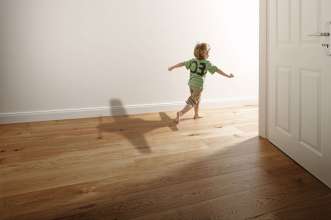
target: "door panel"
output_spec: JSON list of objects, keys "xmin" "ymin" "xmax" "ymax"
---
[
  {"xmin": 268, "ymin": 0, "xmax": 331, "ymax": 187},
  {"xmin": 277, "ymin": 0, "xmax": 292, "ymax": 43},
  {"xmin": 300, "ymin": 0, "xmax": 321, "ymax": 43},
  {"xmin": 299, "ymin": 69, "xmax": 321, "ymax": 154},
  {"xmin": 275, "ymin": 67, "xmax": 291, "ymax": 133}
]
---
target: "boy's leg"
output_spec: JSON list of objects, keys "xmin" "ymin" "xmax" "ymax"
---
[
  {"xmin": 176, "ymin": 104, "xmax": 192, "ymax": 123},
  {"xmin": 176, "ymin": 87, "xmax": 202, "ymax": 123},
  {"xmin": 194, "ymin": 102, "xmax": 201, "ymax": 119},
  {"xmin": 193, "ymin": 89, "xmax": 202, "ymax": 119},
  {"xmin": 176, "ymin": 88, "xmax": 195, "ymax": 123}
]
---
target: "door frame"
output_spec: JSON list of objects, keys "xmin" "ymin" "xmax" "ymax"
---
[{"xmin": 259, "ymin": 0, "xmax": 268, "ymax": 138}]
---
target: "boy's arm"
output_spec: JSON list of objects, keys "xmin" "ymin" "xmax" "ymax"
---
[
  {"xmin": 216, "ymin": 68, "xmax": 234, "ymax": 78},
  {"xmin": 168, "ymin": 62, "xmax": 185, "ymax": 71}
]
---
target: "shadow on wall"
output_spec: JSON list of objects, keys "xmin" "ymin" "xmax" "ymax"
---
[{"xmin": 97, "ymin": 98, "xmax": 178, "ymax": 154}]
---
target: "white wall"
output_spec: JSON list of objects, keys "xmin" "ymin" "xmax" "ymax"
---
[{"xmin": 0, "ymin": 0, "xmax": 259, "ymax": 123}]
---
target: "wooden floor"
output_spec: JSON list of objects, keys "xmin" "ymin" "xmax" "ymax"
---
[{"xmin": 1, "ymin": 106, "xmax": 331, "ymax": 220}]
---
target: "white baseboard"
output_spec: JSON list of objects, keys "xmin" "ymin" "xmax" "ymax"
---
[{"xmin": 0, "ymin": 97, "xmax": 257, "ymax": 124}]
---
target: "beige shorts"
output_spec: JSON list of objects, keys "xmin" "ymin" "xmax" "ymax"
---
[{"xmin": 186, "ymin": 87, "xmax": 203, "ymax": 107}]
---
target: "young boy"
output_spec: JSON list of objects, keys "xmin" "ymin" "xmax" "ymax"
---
[{"xmin": 168, "ymin": 43, "xmax": 234, "ymax": 124}]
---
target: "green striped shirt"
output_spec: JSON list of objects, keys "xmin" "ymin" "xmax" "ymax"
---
[{"xmin": 185, "ymin": 58, "xmax": 218, "ymax": 89}]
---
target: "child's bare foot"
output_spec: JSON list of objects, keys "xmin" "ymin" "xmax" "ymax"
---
[
  {"xmin": 194, "ymin": 114, "xmax": 203, "ymax": 120},
  {"xmin": 175, "ymin": 112, "xmax": 181, "ymax": 124}
]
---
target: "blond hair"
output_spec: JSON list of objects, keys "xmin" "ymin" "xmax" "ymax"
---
[{"xmin": 194, "ymin": 43, "xmax": 210, "ymax": 60}]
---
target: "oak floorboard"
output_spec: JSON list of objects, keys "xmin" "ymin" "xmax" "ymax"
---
[{"xmin": 1, "ymin": 106, "xmax": 330, "ymax": 220}]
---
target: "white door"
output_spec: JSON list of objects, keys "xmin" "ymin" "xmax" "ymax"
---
[{"xmin": 268, "ymin": 0, "xmax": 331, "ymax": 187}]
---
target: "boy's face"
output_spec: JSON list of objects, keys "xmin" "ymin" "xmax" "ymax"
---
[{"xmin": 203, "ymin": 49, "xmax": 210, "ymax": 59}]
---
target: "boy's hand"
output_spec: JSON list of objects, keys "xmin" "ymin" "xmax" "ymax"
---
[
  {"xmin": 168, "ymin": 67, "xmax": 174, "ymax": 71},
  {"xmin": 228, "ymin": 73, "xmax": 234, "ymax": 78}
]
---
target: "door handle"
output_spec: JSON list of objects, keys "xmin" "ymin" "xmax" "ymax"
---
[
  {"xmin": 308, "ymin": 32, "xmax": 330, "ymax": 37},
  {"xmin": 322, "ymin": 43, "xmax": 329, "ymax": 48}
]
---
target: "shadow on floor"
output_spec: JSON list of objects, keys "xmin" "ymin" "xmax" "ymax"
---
[
  {"xmin": 21, "ymin": 137, "xmax": 331, "ymax": 220},
  {"xmin": 97, "ymin": 98, "xmax": 178, "ymax": 154}
]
